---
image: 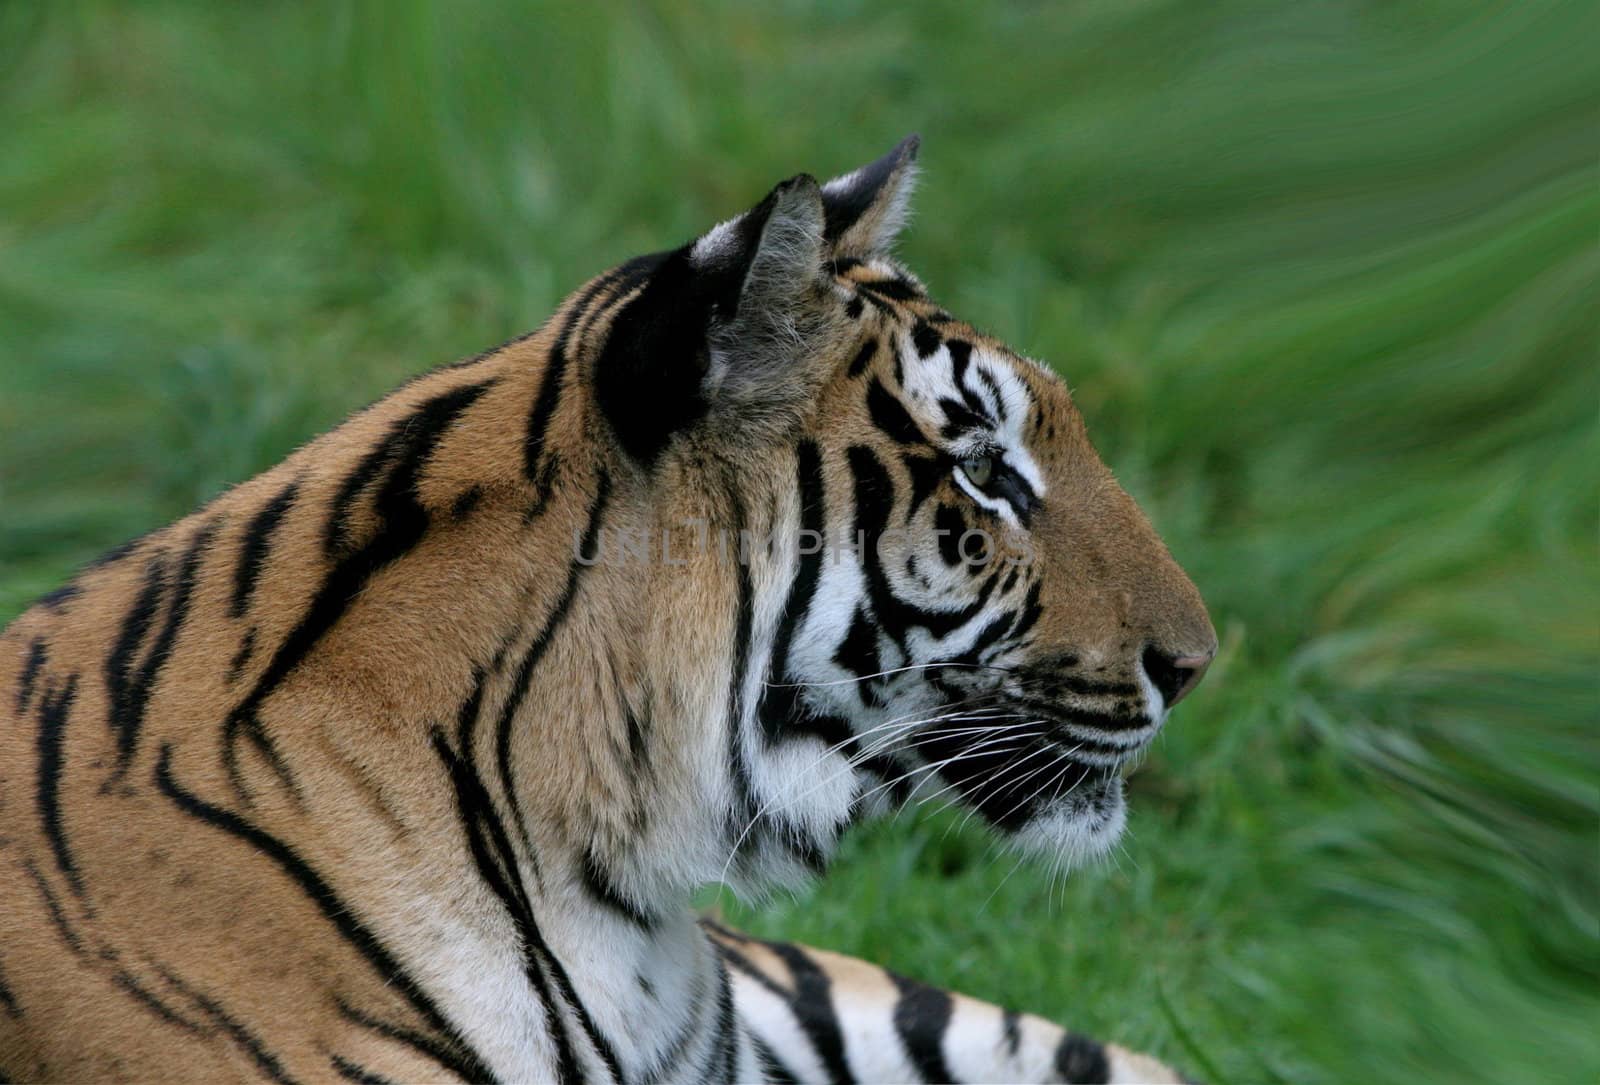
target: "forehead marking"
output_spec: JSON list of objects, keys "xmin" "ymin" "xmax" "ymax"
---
[
  {"xmin": 872, "ymin": 317, "xmax": 1050, "ymax": 508},
  {"xmin": 937, "ymin": 397, "xmax": 987, "ymax": 439},
  {"xmin": 859, "ymin": 289, "xmax": 898, "ymax": 317},
  {"xmin": 866, "ymin": 378, "xmax": 925, "ymax": 446},
  {"xmin": 856, "ymin": 276, "xmax": 922, "ymax": 303},
  {"xmin": 974, "ymin": 367, "xmax": 1009, "ymax": 423}
]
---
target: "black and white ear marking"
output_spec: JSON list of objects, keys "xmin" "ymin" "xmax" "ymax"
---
[
  {"xmin": 702, "ymin": 174, "xmax": 832, "ymax": 411},
  {"xmin": 594, "ymin": 174, "xmax": 833, "ymax": 464},
  {"xmin": 821, "ymin": 134, "xmax": 920, "ymax": 259}
]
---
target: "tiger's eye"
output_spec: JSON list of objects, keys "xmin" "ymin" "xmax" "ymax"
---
[{"xmin": 960, "ymin": 454, "xmax": 995, "ymax": 489}]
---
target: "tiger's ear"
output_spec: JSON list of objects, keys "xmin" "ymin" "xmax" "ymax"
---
[
  {"xmin": 821, "ymin": 134, "xmax": 920, "ymax": 259},
  {"xmin": 595, "ymin": 173, "xmax": 835, "ymax": 464},
  {"xmin": 700, "ymin": 172, "xmax": 834, "ymax": 415}
]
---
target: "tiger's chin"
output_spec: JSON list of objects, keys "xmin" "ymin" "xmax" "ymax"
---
[{"xmin": 1011, "ymin": 769, "xmax": 1128, "ymax": 869}]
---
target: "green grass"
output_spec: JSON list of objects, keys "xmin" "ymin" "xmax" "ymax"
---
[{"xmin": 2, "ymin": 3, "xmax": 1595, "ymax": 1082}]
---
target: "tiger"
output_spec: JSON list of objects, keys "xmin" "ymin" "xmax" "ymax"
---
[{"xmin": 0, "ymin": 136, "xmax": 1216, "ymax": 1084}]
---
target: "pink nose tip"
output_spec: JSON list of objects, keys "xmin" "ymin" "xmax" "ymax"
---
[{"xmin": 1141, "ymin": 647, "xmax": 1214, "ymax": 708}]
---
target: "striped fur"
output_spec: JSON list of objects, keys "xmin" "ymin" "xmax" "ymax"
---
[{"xmin": 0, "ymin": 138, "xmax": 1212, "ymax": 1083}]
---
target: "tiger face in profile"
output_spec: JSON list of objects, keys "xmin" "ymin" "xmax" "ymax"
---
[{"xmin": 0, "ymin": 138, "xmax": 1214, "ymax": 1083}]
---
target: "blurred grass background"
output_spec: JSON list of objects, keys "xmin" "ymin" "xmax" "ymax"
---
[{"xmin": 1, "ymin": 2, "xmax": 1594, "ymax": 1081}]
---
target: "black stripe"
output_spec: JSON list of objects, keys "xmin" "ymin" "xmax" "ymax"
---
[
  {"xmin": 756, "ymin": 441, "xmax": 827, "ymax": 742},
  {"xmin": 994, "ymin": 703, "xmax": 1149, "ymax": 755},
  {"xmin": 848, "ymin": 446, "xmax": 1001, "ymax": 643},
  {"xmin": 580, "ymin": 846, "xmax": 657, "ymax": 930},
  {"xmin": 1054, "ymin": 1032, "xmax": 1111, "ymax": 1084},
  {"xmin": 623, "ymin": 703, "xmax": 649, "ymax": 767},
  {"xmin": 859, "ymin": 288, "xmax": 898, "ymax": 318},
  {"xmin": 441, "ymin": 675, "xmax": 580, "ymax": 1084},
  {"xmin": 1008, "ymin": 581, "xmax": 1044, "ymax": 644},
  {"xmin": 224, "ymin": 380, "xmax": 493, "ymax": 800},
  {"xmin": 846, "ymin": 444, "xmax": 902, "ymax": 654},
  {"xmin": 15, "ymin": 637, "xmax": 46, "ymax": 715},
  {"xmin": 847, "ymin": 338, "xmax": 878, "ymax": 378},
  {"xmin": 35, "ymin": 583, "xmax": 80, "ymax": 611},
  {"xmin": 709, "ymin": 958, "xmax": 740, "ymax": 1082},
  {"xmin": 432, "ymin": 729, "xmax": 608, "ymax": 1085},
  {"xmin": 911, "ymin": 320, "xmax": 942, "ymax": 358},
  {"xmin": 526, "ymin": 919, "xmax": 627, "ymax": 1084},
  {"xmin": 945, "ymin": 338, "xmax": 973, "ymax": 376},
  {"xmin": 111, "ymin": 969, "xmax": 204, "ymax": 1035},
  {"xmin": 452, "ymin": 653, "xmax": 627, "ymax": 1085},
  {"xmin": 937, "ymin": 396, "xmax": 987, "ymax": 436},
  {"xmin": 903, "ymin": 453, "xmax": 943, "ymax": 517},
  {"xmin": 945, "ymin": 340, "xmax": 993, "ymax": 421},
  {"xmin": 888, "ymin": 971, "xmax": 955, "ymax": 1084},
  {"xmin": 525, "ymin": 274, "xmax": 618, "ymax": 484},
  {"xmin": 954, "ymin": 609, "xmax": 1017, "ymax": 666},
  {"xmin": 90, "ymin": 535, "xmax": 147, "ymax": 570},
  {"xmin": 765, "ymin": 942, "xmax": 855, "ymax": 1085},
  {"xmin": 710, "ymin": 939, "xmax": 791, "ymax": 1004},
  {"xmin": 635, "ymin": 965, "xmax": 707, "ymax": 1085},
  {"xmin": 232, "ymin": 479, "xmax": 299, "ymax": 618},
  {"xmin": 453, "ymin": 665, "xmax": 491, "ymax": 759},
  {"xmin": 832, "ymin": 607, "xmax": 884, "ymax": 708},
  {"xmin": 452, "ymin": 486, "xmax": 485, "ymax": 520},
  {"xmin": 337, "ymin": 1000, "xmax": 488, "ymax": 1084},
  {"xmin": 111, "ymin": 518, "xmax": 219, "ymax": 779},
  {"xmin": 154, "ymin": 747, "xmax": 490, "ymax": 1082},
  {"xmin": 975, "ymin": 367, "xmax": 1010, "ymax": 422},
  {"xmin": 156, "ymin": 966, "xmax": 296, "ymax": 1085},
  {"xmin": 866, "ymin": 379, "xmax": 926, "ymax": 445},
  {"xmin": 856, "ymin": 276, "xmax": 922, "ymax": 302},
  {"xmin": 934, "ymin": 504, "xmax": 967, "ymax": 567},
  {"xmin": 724, "ymin": 485, "xmax": 761, "ymax": 854},
  {"xmin": 36, "ymin": 675, "xmax": 84, "ymax": 899},
  {"xmin": 22, "ymin": 860, "xmax": 82, "ymax": 954},
  {"xmin": 324, "ymin": 440, "xmax": 396, "ymax": 559},
  {"xmin": 104, "ymin": 554, "xmax": 167, "ymax": 764},
  {"xmin": 0, "ymin": 961, "xmax": 21, "ymax": 1019},
  {"xmin": 331, "ymin": 1055, "xmax": 395, "ymax": 1085},
  {"xmin": 1044, "ymin": 674, "xmax": 1140, "ymax": 698},
  {"xmin": 1001, "ymin": 1009, "xmax": 1022, "ymax": 1057},
  {"xmin": 844, "ymin": 295, "xmax": 865, "ymax": 320},
  {"xmin": 752, "ymin": 1035, "xmax": 801, "ymax": 1085},
  {"xmin": 227, "ymin": 627, "xmax": 257, "ymax": 683},
  {"xmin": 493, "ymin": 470, "xmax": 610, "ymax": 879}
]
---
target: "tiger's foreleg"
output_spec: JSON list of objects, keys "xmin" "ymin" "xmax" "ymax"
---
[{"xmin": 705, "ymin": 922, "xmax": 1187, "ymax": 1085}]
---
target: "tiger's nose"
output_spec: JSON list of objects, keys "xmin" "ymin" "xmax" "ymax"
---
[{"xmin": 1140, "ymin": 645, "xmax": 1213, "ymax": 709}]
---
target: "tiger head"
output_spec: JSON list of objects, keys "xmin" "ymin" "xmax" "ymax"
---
[{"xmin": 585, "ymin": 137, "xmax": 1216, "ymax": 889}]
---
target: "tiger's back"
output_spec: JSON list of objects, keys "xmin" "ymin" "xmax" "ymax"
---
[{"xmin": 0, "ymin": 356, "xmax": 564, "ymax": 1080}]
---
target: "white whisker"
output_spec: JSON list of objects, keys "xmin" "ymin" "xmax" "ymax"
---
[{"xmin": 715, "ymin": 707, "xmax": 1035, "ymax": 884}]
